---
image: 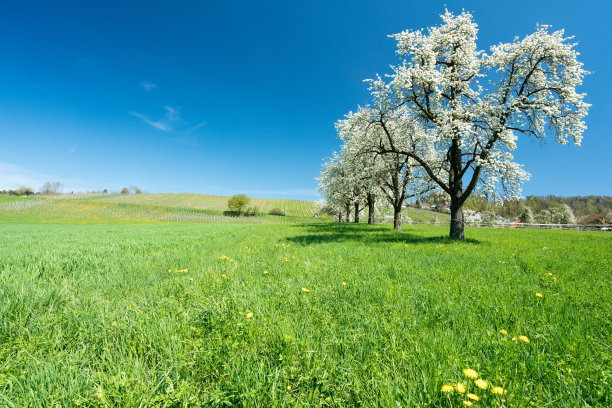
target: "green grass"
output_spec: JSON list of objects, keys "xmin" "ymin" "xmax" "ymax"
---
[
  {"xmin": 0, "ymin": 194, "xmax": 450, "ymax": 226},
  {"xmin": 0, "ymin": 222, "xmax": 610, "ymax": 407}
]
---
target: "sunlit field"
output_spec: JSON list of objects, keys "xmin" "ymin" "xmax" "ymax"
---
[
  {"xmin": 0, "ymin": 194, "xmax": 450, "ymax": 225},
  {"xmin": 0, "ymin": 220, "xmax": 609, "ymax": 407}
]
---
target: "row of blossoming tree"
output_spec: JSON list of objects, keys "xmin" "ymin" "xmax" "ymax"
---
[{"xmin": 317, "ymin": 10, "xmax": 589, "ymax": 239}]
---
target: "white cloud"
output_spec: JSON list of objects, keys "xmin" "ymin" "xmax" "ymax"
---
[
  {"xmin": 141, "ymin": 81, "xmax": 157, "ymax": 91},
  {"xmin": 130, "ymin": 112, "xmax": 173, "ymax": 132},
  {"xmin": 0, "ymin": 161, "xmax": 81, "ymax": 191},
  {"xmin": 164, "ymin": 106, "xmax": 180, "ymax": 121}
]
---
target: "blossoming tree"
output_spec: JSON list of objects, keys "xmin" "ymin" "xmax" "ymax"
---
[
  {"xmin": 370, "ymin": 11, "xmax": 589, "ymax": 239},
  {"xmin": 336, "ymin": 105, "xmax": 435, "ymax": 230}
]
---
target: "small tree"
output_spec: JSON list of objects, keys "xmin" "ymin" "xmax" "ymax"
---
[
  {"xmin": 519, "ymin": 206, "xmax": 535, "ymax": 223},
  {"xmin": 228, "ymin": 194, "xmax": 250, "ymax": 215},
  {"xmin": 121, "ymin": 187, "xmax": 129, "ymax": 195}
]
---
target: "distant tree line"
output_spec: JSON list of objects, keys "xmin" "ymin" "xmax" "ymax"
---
[
  {"xmin": 1, "ymin": 183, "xmax": 145, "ymax": 196},
  {"xmin": 453, "ymin": 193, "xmax": 611, "ymax": 224}
]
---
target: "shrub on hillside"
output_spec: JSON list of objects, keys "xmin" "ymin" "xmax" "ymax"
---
[
  {"xmin": 269, "ymin": 208, "xmax": 285, "ymax": 216},
  {"xmin": 244, "ymin": 206, "xmax": 258, "ymax": 217},
  {"xmin": 227, "ymin": 194, "xmax": 250, "ymax": 215}
]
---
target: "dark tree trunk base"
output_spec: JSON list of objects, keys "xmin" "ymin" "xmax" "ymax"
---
[
  {"xmin": 450, "ymin": 201, "xmax": 465, "ymax": 239},
  {"xmin": 393, "ymin": 206, "xmax": 402, "ymax": 231}
]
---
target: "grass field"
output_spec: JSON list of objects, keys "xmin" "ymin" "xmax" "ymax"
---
[
  {"xmin": 0, "ymin": 194, "xmax": 451, "ymax": 226},
  {"xmin": 0, "ymin": 194, "xmax": 323, "ymax": 225},
  {"xmin": 0, "ymin": 220, "xmax": 610, "ymax": 407}
]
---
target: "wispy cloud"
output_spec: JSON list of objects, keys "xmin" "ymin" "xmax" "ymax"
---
[
  {"xmin": 0, "ymin": 161, "xmax": 81, "ymax": 191},
  {"xmin": 186, "ymin": 121, "xmax": 206, "ymax": 135},
  {"xmin": 172, "ymin": 121, "xmax": 207, "ymax": 147},
  {"xmin": 164, "ymin": 105, "xmax": 179, "ymax": 121},
  {"xmin": 141, "ymin": 81, "xmax": 157, "ymax": 91},
  {"xmin": 130, "ymin": 112, "xmax": 174, "ymax": 132},
  {"xmin": 68, "ymin": 146, "xmax": 76, "ymax": 154}
]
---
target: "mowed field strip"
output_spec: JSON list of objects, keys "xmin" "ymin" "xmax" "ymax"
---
[{"xmin": 0, "ymin": 220, "xmax": 610, "ymax": 406}]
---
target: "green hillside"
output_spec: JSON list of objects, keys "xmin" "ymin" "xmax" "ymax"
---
[{"xmin": 0, "ymin": 194, "xmax": 452, "ymax": 225}]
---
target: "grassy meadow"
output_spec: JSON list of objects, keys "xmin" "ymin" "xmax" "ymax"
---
[
  {"xmin": 0, "ymin": 219, "xmax": 610, "ymax": 407},
  {"xmin": 0, "ymin": 194, "xmax": 321, "ymax": 224}
]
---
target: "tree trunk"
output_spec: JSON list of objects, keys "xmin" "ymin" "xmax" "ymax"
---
[
  {"xmin": 448, "ymin": 138, "xmax": 465, "ymax": 239},
  {"xmin": 354, "ymin": 202, "xmax": 360, "ymax": 223},
  {"xmin": 345, "ymin": 202, "xmax": 351, "ymax": 223},
  {"xmin": 450, "ymin": 197, "xmax": 464, "ymax": 239},
  {"xmin": 393, "ymin": 205, "xmax": 402, "ymax": 231},
  {"xmin": 337, "ymin": 213, "xmax": 342, "ymax": 223},
  {"xmin": 367, "ymin": 193, "xmax": 375, "ymax": 225}
]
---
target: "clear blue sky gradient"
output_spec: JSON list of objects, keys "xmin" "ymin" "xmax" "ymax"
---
[{"xmin": 1, "ymin": 0, "xmax": 610, "ymax": 200}]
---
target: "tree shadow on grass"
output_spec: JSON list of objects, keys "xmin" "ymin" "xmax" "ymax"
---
[{"xmin": 287, "ymin": 222, "xmax": 482, "ymax": 246}]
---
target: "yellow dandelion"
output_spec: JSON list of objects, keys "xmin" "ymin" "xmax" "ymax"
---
[
  {"xmin": 475, "ymin": 379, "xmax": 488, "ymax": 389},
  {"xmin": 467, "ymin": 393, "xmax": 479, "ymax": 401},
  {"xmin": 455, "ymin": 382, "xmax": 466, "ymax": 394},
  {"xmin": 491, "ymin": 386, "xmax": 506, "ymax": 395},
  {"xmin": 511, "ymin": 337, "xmax": 517, "ymax": 342},
  {"xmin": 221, "ymin": 273, "xmax": 229, "ymax": 279},
  {"xmin": 301, "ymin": 288, "xmax": 310, "ymax": 292},
  {"xmin": 518, "ymin": 335, "xmax": 530, "ymax": 343},
  {"xmin": 441, "ymin": 384, "xmax": 454, "ymax": 393},
  {"xmin": 246, "ymin": 312, "xmax": 253, "ymax": 319},
  {"xmin": 499, "ymin": 329, "xmax": 508, "ymax": 335},
  {"xmin": 341, "ymin": 282, "xmax": 347, "ymax": 286},
  {"xmin": 463, "ymin": 368, "xmax": 478, "ymax": 379},
  {"xmin": 463, "ymin": 401, "xmax": 473, "ymax": 407},
  {"xmin": 189, "ymin": 277, "xmax": 193, "ymax": 281},
  {"xmin": 547, "ymin": 272, "xmax": 552, "ymax": 276},
  {"xmin": 287, "ymin": 385, "xmax": 292, "ymax": 390},
  {"xmin": 167, "ymin": 269, "xmax": 171, "ymax": 272},
  {"xmin": 552, "ymin": 276, "xmax": 557, "ymax": 280},
  {"xmin": 263, "ymin": 270, "xmax": 269, "ymax": 274},
  {"xmin": 535, "ymin": 292, "xmax": 543, "ymax": 298},
  {"xmin": 97, "ymin": 392, "xmax": 103, "ymax": 399}
]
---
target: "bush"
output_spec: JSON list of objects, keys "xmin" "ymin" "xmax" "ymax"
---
[
  {"xmin": 269, "ymin": 208, "xmax": 285, "ymax": 216},
  {"xmin": 121, "ymin": 187, "xmax": 129, "ymax": 195},
  {"xmin": 228, "ymin": 194, "xmax": 251, "ymax": 215},
  {"xmin": 245, "ymin": 206, "xmax": 258, "ymax": 217},
  {"xmin": 519, "ymin": 206, "xmax": 535, "ymax": 223}
]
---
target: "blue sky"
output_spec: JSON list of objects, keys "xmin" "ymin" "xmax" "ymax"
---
[{"xmin": 0, "ymin": 0, "xmax": 610, "ymax": 200}]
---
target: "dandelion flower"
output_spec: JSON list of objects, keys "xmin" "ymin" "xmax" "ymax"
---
[
  {"xmin": 301, "ymin": 288, "xmax": 310, "ymax": 293},
  {"xmin": 518, "ymin": 335, "xmax": 530, "ymax": 343},
  {"xmin": 341, "ymin": 282, "xmax": 347, "ymax": 286},
  {"xmin": 97, "ymin": 392, "xmax": 103, "ymax": 399},
  {"xmin": 221, "ymin": 273, "xmax": 229, "ymax": 279},
  {"xmin": 455, "ymin": 383, "xmax": 466, "ymax": 394},
  {"xmin": 552, "ymin": 277, "xmax": 557, "ymax": 280},
  {"xmin": 463, "ymin": 401, "xmax": 473, "ymax": 407},
  {"xmin": 189, "ymin": 277, "xmax": 193, "ymax": 281},
  {"xmin": 263, "ymin": 270, "xmax": 269, "ymax": 274},
  {"xmin": 491, "ymin": 386, "xmax": 506, "ymax": 395},
  {"xmin": 246, "ymin": 312, "xmax": 253, "ymax": 319},
  {"xmin": 441, "ymin": 384, "xmax": 454, "ymax": 393},
  {"xmin": 287, "ymin": 385, "xmax": 292, "ymax": 390},
  {"xmin": 475, "ymin": 379, "xmax": 488, "ymax": 389},
  {"xmin": 535, "ymin": 292, "xmax": 543, "ymax": 298},
  {"xmin": 467, "ymin": 393, "xmax": 480, "ymax": 401},
  {"xmin": 547, "ymin": 272, "xmax": 552, "ymax": 276},
  {"xmin": 512, "ymin": 337, "xmax": 517, "ymax": 342},
  {"xmin": 499, "ymin": 329, "xmax": 508, "ymax": 335},
  {"xmin": 463, "ymin": 368, "xmax": 478, "ymax": 379}
]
